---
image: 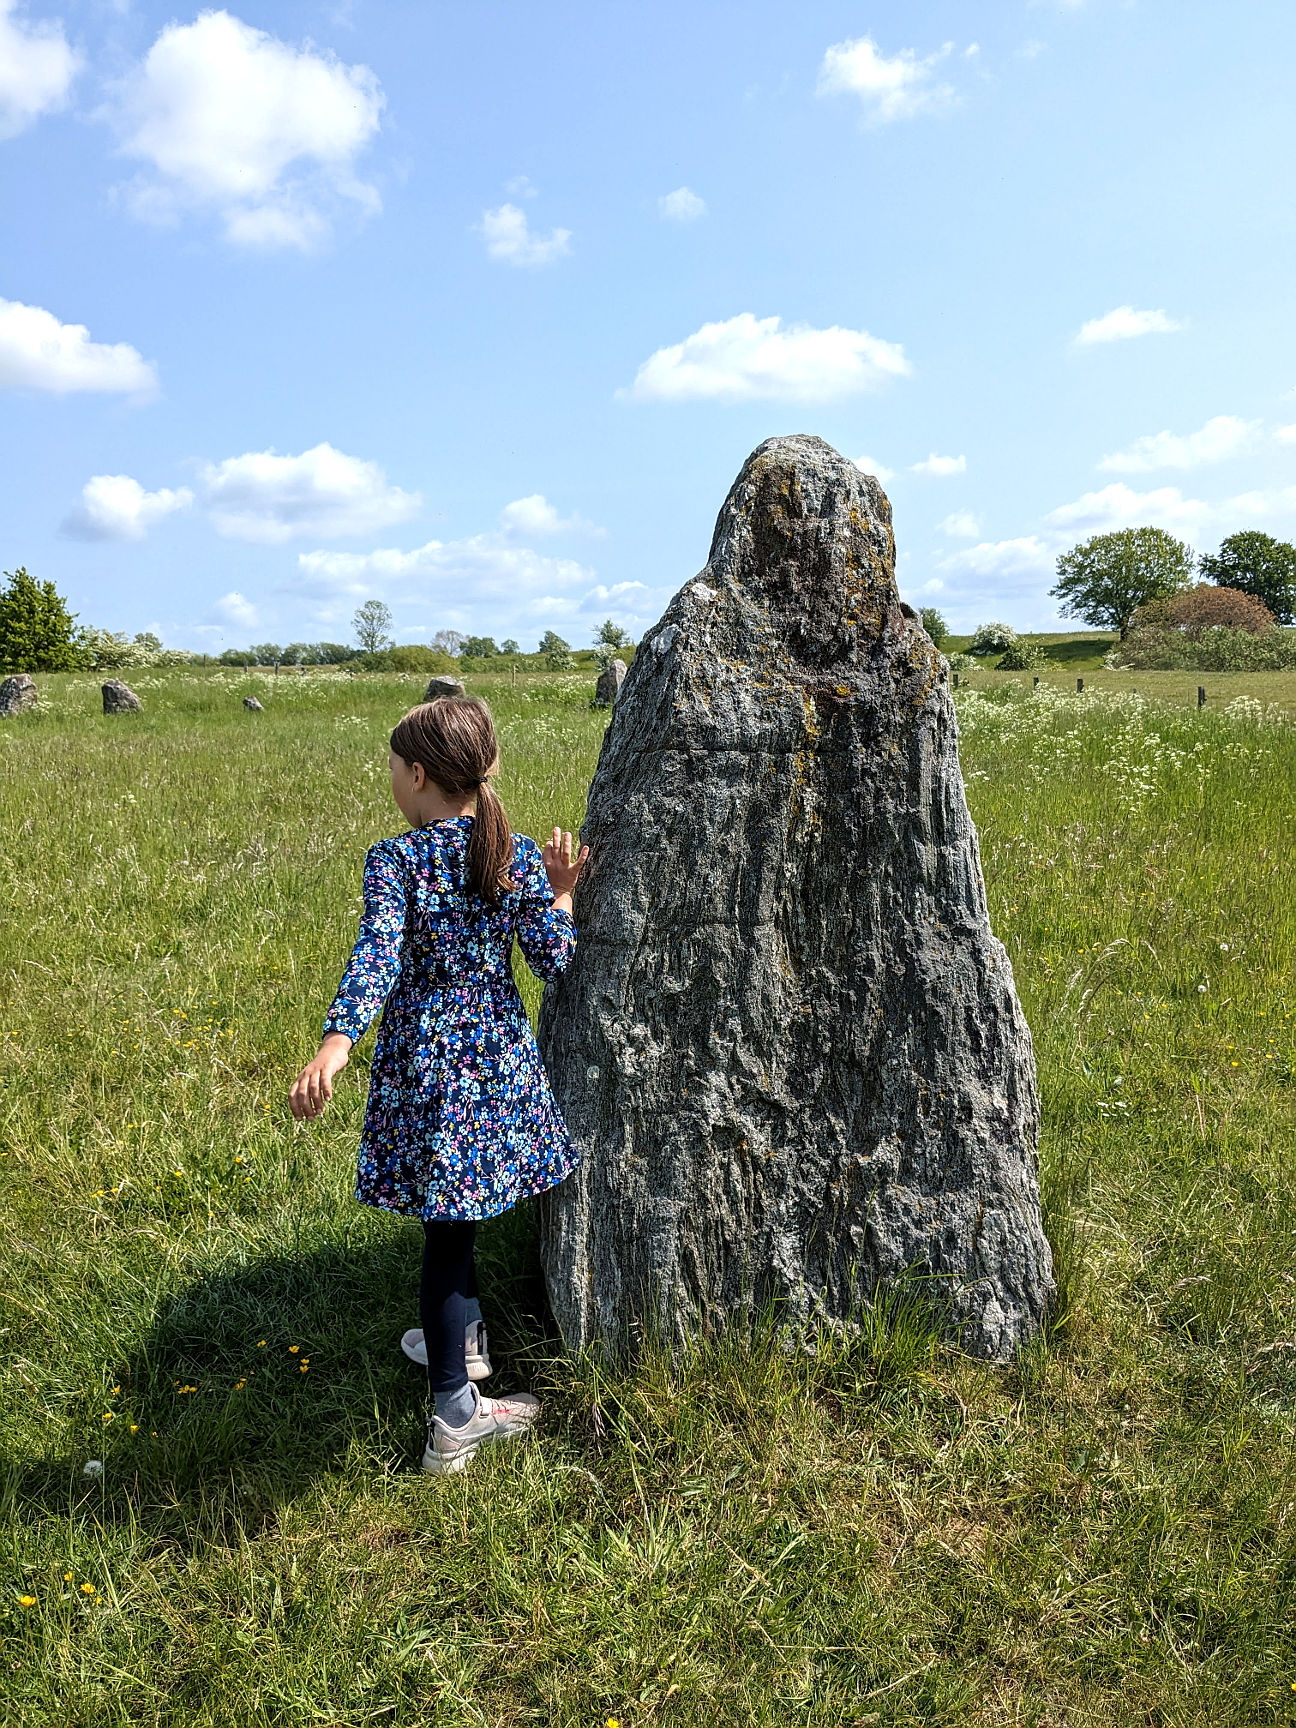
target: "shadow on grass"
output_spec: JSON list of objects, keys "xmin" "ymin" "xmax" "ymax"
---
[{"xmin": 3, "ymin": 1205, "xmax": 557, "ymax": 1546}]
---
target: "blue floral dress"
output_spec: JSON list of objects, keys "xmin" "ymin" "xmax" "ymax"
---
[{"xmin": 323, "ymin": 817, "xmax": 580, "ymax": 1222}]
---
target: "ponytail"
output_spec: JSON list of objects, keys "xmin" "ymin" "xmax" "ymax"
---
[
  {"xmin": 468, "ymin": 778, "xmax": 513, "ymax": 907},
  {"xmin": 389, "ymin": 696, "xmax": 514, "ymax": 907}
]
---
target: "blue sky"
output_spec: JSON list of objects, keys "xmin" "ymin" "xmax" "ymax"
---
[{"xmin": 3, "ymin": 0, "xmax": 1296, "ymax": 650}]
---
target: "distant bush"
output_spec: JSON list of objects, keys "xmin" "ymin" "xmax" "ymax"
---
[
  {"xmin": 947, "ymin": 652, "xmax": 976, "ymax": 670},
  {"xmin": 389, "ymin": 645, "xmax": 457, "ymax": 673},
  {"xmin": 80, "ymin": 628, "xmax": 194, "ymax": 669},
  {"xmin": 968, "ymin": 622, "xmax": 1018, "ymax": 656},
  {"xmin": 995, "ymin": 638, "xmax": 1047, "ymax": 671},
  {"xmin": 919, "ymin": 607, "xmax": 949, "ymax": 649},
  {"xmin": 1112, "ymin": 623, "xmax": 1296, "ymax": 671},
  {"xmin": 0, "ymin": 567, "xmax": 87, "ymax": 671},
  {"xmin": 540, "ymin": 629, "xmax": 574, "ymax": 671},
  {"xmin": 1133, "ymin": 583, "xmax": 1275, "ymax": 638}
]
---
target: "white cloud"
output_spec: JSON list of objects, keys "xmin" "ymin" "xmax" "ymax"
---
[
  {"xmin": 291, "ymin": 520, "xmax": 664, "ymax": 639},
  {"xmin": 1044, "ymin": 482, "xmax": 1212, "ymax": 537},
  {"xmin": 201, "ymin": 443, "xmax": 420, "ymax": 543},
  {"xmin": 817, "ymin": 34, "xmax": 955, "ymax": 123},
  {"xmin": 854, "ymin": 454, "xmax": 895, "ymax": 483},
  {"xmin": 1074, "ymin": 305, "xmax": 1185, "ymax": 345},
  {"xmin": 0, "ymin": 296, "xmax": 157, "ymax": 394},
  {"xmin": 658, "ymin": 186, "xmax": 706, "ymax": 222},
  {"xmin": 937, "ymin": 510, "xmax": 980, "ymax": 538},
  {"xmin": 105, "ymin": 10, "xmax": 384, "ymax": 251},
  {"xmin": 1275, "ymin": 424, "xmax": 1296, "ymax": 444},
  {"xmin": 1097, "ymin": 414, "xmax": 1260, "ymax": 474},
  {"xmin": 911, "ymin": 452, "xmax": 966, "ymax": 476},
  {"xmin": 212, "ymin": 591, "xmax": 259, "ymax": 629},
  {"xmin": 0, "ymin": 0, "xmax": 78, "ymax": 139},
  {"xmin": 479, "ymin": 203, "xmax": 571, "ymax": 268},
  {"xmin": 63, "ymin": 474, "xmax": 193, "ymax": 541},
  {"xmin": 627, "ymin": 313, "xmax": 909, "ymax": 403},
  {"xmin": 498, "ymin": 494, "xmax": 597, "ymax": 537},
  {"xmin": 504, "ymin": 174, "xmax": 537, "ymax": 198},
  {"xmin": 939, "ymin": 536, "xmax": 1055, "ymax": 579}
]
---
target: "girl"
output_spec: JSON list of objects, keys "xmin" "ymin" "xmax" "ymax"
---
[{"xmin": 289, "ymin": 695, "xmax": 587, "ymax": 1475}]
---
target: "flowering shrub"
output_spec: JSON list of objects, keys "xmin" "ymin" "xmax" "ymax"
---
[{"xmin": 969, "ymin": 621, "xmax": 1018, "ymax": 655}]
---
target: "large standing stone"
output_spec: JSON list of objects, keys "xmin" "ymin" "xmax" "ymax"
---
[
  {"xmin": 538, "ymin": 435, "xmax": 1052, "ymax": 1363},
  {"xmin": 424, "ymin": 676, "xmax": 466, "ymax": 701},
  {"xmin": 0, "ymin": 674, "xmax": 37, "ymax": 716},
  {"xmin": 102, "ymin": 680, "xmax": 142, "ymax": 714},
  {"xmin": 594, "ymin": 659, "xmax": 627, "ymax": 707}
]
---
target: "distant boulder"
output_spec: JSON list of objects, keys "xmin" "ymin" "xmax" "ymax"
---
[
  {"xmin": 594, "ymin": 659, "xmax": 627, "ymax": 707},
  {"xmin": 102, "ymin": 680, "xmax": 142, "ymax": 714},
  {"xmin": 243, "ymin": 696, "xmax": 264, "ymax": 712},
  {"xmin": 424, "ymin": 676, "xmax": 466, "ymax": 701},
  {"xmin": 0, "ymin": 674, "xmax": 37, "ymax": 717}
]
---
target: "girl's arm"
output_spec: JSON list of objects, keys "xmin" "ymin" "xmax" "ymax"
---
[
  {"xmin": 515, "ymin": 828, "xmax": 588, "ymax": 981},
  {"xmin": 289, "ymin": 842, "xmax": 408, "ymax": 1120}
]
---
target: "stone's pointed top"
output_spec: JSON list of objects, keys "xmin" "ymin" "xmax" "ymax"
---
[{"xmin": 423, "ymin": 676, "xmax": 466, "ymax": 702}]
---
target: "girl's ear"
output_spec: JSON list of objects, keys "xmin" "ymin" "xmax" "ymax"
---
[{"xmin": 410, "ymin": 760, "xmax": 427, "ymax": 792}]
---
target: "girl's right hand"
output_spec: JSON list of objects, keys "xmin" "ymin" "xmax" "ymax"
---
[
  {"xmin": 289, "ymin": 1033, "xmax": 352, "ymax": 1120},
  {"xmin": 543, "ymin": 827, "xmax": 589, "ymax": 897}
]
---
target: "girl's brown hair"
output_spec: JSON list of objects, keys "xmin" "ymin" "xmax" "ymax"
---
[{"xmin": 389, "ymin": 696, "xmax": 513, "ymax": 905}]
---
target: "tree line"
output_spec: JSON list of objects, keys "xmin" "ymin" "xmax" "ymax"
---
[{"xmin": 0, "ymin": 575, "xmax": 637, "ymax": 675}]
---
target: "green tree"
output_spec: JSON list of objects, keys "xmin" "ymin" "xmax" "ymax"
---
[
  {"xmin": 539, "ymin": 629, "xmax": 574, "ymax": 670},
  {"xmin": 1051, "ymin": 528, "xmax": 1194, "ymax": 638},
  {"xmin": 1198, "ymin": 530, "xmax": 1296, "ymax": 625},
  {"xmin": 594, "ymin": 618, "xmax": 631, "ymax": 650},
  {"xmin": 918, "ymin": 607, "xmax": 949, "ymax": 648},
  {"xmin": 460, "ymin": 635, "xmax": 499, "ymax": 659},
  {"xmin": 0, "ymin": 567, "xmax": 87, "ymax": 671},
  {"xmin": 500, "ymin": 638, "xmax": 520, "ymax": 654},
  {"xmin": 352, "ymin": 600, "xmax": 394, "ymax": 655}
]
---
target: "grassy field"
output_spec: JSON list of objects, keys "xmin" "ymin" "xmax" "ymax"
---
[{"xmin": 1, "ymin": 667, "xmax": 1294, "ymax": 1726}]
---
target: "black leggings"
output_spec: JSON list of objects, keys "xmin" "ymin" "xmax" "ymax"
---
[{"xmin": 420, "ymin": 1220, "xmax": 478, "ymax": 1393}]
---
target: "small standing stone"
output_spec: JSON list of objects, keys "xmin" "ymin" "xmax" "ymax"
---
[
  {"xmin": 424, "ymin": 676, "xmax": 466, "ymax": 701},
  {"xmin": 594, "ymin": 659, "xmax": 627, "ymax": 707},
  {"xmin": 243, "ymin": 696, "xmax": 264, "ymax": 712},
  {"xmin": 0, "ymin": 674, "xmax": 37, "ymax": 716},
  {"xmin": 101, "ymin": 679, "xmax": 142, "ymax": 714}
]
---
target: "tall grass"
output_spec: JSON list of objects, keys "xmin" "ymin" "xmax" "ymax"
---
[{"xmin": 0, "ymin": 669, "xmax": 1293, "ymax": 1726}]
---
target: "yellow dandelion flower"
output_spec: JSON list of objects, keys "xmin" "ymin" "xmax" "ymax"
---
[
  {"xmin": 17, "ymin": 1594, "xmax": 37, "ymax": 1608},
  {"xmin": 256, "ymin": 1340, "xmax": 266, "ymax": 1348},
  {"xmin": 79, "ymin": 1582, "xmax": 96, "ymax": 1595},
  {"xmin": 63, "ymin": 1573, "xmax": 72, "ymax": 1582},
  {"xmin": 129, "ymin": 1425, "xmax": 139, "ymax": 1434},
  {"xmin": 288, "ymin": 1345, "xmax": 300, "ymax": 1354}
]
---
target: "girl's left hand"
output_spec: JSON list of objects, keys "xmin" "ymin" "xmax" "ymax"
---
[{"xmin": 543, "ymin": 827, "xmax": 589, "ymax": 896}]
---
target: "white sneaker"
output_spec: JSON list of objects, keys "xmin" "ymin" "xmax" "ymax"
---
[
  {"xmin": 400, "ymin": 1322, "xmax": 492, "ymax": 1381},
  {"xmin": 421, "ymin": 1384, "xmax": 540, "ymax": 1475}
]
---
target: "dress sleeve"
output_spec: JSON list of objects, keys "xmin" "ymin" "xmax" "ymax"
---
[
  {"xmin": 323, "ymin": 842, "xmax": 409, "ymax": 1042},
  {"xmin": 514, "ymin": 838, "xmax": 577, "ymax": 982}
]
